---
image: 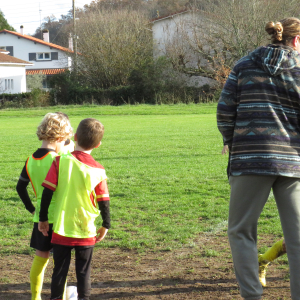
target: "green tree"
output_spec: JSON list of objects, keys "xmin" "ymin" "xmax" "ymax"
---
[{"xmin": 0, "ymin": 10, "xmax": 15, "ymax": 31}]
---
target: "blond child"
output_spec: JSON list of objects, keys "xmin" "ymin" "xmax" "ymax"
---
[
  {"xmin": 16, "ymin": 113, "xmax": 73, "ymax": 300},
  {"xmin": 55, "ymin": 112, "xmax": 75, "ymax": 155}
]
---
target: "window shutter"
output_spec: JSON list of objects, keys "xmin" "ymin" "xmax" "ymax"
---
[
  {"xmin": 51, "ymin": 52, "xmax": 58, "ymax": 60},
  {"xmin": 29, "ymin": 53, "xmax": 36, "ymax": 61},
  {"xmin": 6, "ymin": 46, "xmax": 13, "ymax": 56}
]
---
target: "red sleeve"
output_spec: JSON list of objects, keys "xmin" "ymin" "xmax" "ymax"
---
[
  {"xmin": 95, "ymin": 179, "xmax": 110, "ymax": 202},
  {"xmin": 42, "ymin": 156, "xmax": 60, "ymax": 191}
]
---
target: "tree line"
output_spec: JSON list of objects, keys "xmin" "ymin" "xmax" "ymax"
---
[{"xmin": 2, "ymin": 1, "xmax": 300, "ymax": 105}]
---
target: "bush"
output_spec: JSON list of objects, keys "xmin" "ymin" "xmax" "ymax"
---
[
  {"xmin": 48, "ymin": 57, "xmax": 221, "ymax": 105},
  {"xmin": 50, "ymin": 72, "xmax": 136, "ymax": 105},
  {"xmin": 26, "ymin": 74, "xmax": 46, "ymax": 90},
  {"xmin": 0, "ymin": 89, "xmax": 51, "ymax": 109},
  {"xmin": 51, "ymin": 84, "xmax": 219, "ymax": 106},
  {"xmin": 0, "ymin": 84, "xmax": 220, "ymax": 108}
]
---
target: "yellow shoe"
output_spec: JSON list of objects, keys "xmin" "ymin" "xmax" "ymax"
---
[{"xmin": 258, "ymin": 254, "xmax": 269, "ymax": 287}]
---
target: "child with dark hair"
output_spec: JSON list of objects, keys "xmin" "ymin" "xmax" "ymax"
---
[{"xmin": 38, "ymin": 118, "xmax": 110, "ymax": 300}]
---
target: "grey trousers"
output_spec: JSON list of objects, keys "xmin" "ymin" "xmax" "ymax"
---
[{"xmin": 228, "ymin": 175, "xmax": 300, "ymax": 300}]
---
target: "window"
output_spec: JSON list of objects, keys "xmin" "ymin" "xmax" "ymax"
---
[
  {"xmin": 42, "ymin": 78, "xmax": 47, "ymax": 89},
  {"xmin": 4, "ymin": 79, "xmax": 13, "ymax": 91},
  {"xmin": 42, "ymin": 76, "xmax": 52, "ymax": 89},
  {"xmin": 29, "ymin": 52, "xmax": 58, "ymax": 61},
  {"xmin": 0, "ymin": 46, "xmax": 13, "ymax": 56},
  {"xmin": 36, "ymin": 52, "xmax": 51, "ymax": 60}
]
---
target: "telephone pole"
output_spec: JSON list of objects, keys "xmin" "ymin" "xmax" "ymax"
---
[
  {"xmin": 72, "ymin": 0, "xmax": 77, "ymax": 73},
  {"xmin": 39, "ymin": 3, "xmax": 42, "ymax": 39}
]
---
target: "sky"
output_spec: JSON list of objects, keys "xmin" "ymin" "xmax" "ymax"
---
[{"xmin": 1, "ymin": 0, "xmax": 91, "ymax": 35}]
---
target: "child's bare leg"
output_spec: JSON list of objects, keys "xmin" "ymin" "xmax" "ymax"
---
[
  {"xmin": 283, "ymin": 239, "xmax": 286, "ymax": 252},
  {"xmin": 35, "ymin": 249, "xmax": 50, "ymax": 258}
]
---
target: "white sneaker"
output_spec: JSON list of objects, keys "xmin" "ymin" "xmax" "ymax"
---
[{"xmin": 66, "ymin": 286, "xmax": 78, "ymax": 300}]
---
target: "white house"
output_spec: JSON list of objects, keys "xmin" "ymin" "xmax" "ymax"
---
[
  {"xmin": 0, "ymin": 49, "xmax": 33, "ymax": 94},
  {"xmin": 151, "ymin": 9, "xmax": 192, "ymax": 57},
  {"xmin": 151, "ymin": 9, "xmax": 216, "ymax": 87},
  {"xmin": 0, "ymin": 28, "xmax": 73, "ymax": 88}
]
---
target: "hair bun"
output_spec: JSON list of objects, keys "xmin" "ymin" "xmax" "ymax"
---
[
  {"xmin": 265, "ymin": 21, "xmax": 283, "ymax": 41},
  {"xmin": 274, "ymin": 22, "xmax": 283, "ymax": 41}
]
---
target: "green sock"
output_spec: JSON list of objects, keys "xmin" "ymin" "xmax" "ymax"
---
[
  {"xmin": 30, "ymin": 255, "xmax": 49, "ymax": 300},
  {"xmin": 259, "ymin": 239, "xmax": 285, "ymax": 263}
]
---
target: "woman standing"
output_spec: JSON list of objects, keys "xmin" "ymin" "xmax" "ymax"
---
[{"xmin": 217, "ymin": 18, "xmax": 300, "ymax": 300}]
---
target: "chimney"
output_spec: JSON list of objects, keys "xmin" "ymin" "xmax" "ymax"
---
[
  {"xmin": 68, "ymin": 33, "xmax": 73, "ymax": 51},
  {"xmin": 20, "ymin": 25, "xmax": 24, "ymax": 35},
  {"xmin": 42, "ymin": 29, "xmax": 49, "ymax": 43}
]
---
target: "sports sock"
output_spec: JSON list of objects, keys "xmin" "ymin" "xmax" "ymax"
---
[
  {"xmin": 259, "ymin": 239, "xmax": 285, "ymax": 263},
  {"xmin": 62, "ymin": 279, "xmax": 67, "ymax": 300},
  {"xmin": 30, "ymin": 255, "xmax": 49, "ymax": 300}
]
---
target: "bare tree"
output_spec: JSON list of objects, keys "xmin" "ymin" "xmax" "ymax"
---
[
  {"xmin": 162, "ymin": 0, "xmax": 300, "ymax": 85},
  {"xmin": 76, "ymin": 8, "xmax": 153, "ymax": 88}
]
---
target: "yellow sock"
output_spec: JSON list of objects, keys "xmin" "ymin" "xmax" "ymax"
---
[
  {"xmin": 259, "ymin": 239, "xmax": 285, "ymax": 263},
  {"xmin": 62, "ymin": 279, "xmax": 67, "ymax": 300},
  {"xmin": 30, "ymin": 256, "xmax": 49, "ymax": 300}
]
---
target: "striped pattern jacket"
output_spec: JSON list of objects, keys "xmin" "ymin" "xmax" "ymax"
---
[{"xmin": 217, "ymin": 44, "xmax": 300, "ymax": 177}]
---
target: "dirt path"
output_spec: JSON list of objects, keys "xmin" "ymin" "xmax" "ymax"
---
[{"xmin": 0, "ymin": 235, "xmax": 290, "ymax": 299}]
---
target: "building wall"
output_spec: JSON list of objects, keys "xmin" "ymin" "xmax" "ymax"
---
[
  {"xmin": 152, "ymin": 12, "xmax": 216, "ymax": 87},
  {"xmin": 0, "ymin": 65, "xmax": 27, "ymax": 93},
  {"xmin": 152, "ymin": 12, "xmax": 194, "ymax": 57},
  {"xmin": 0, "ymin": 33, "xmax": 70, "ymax": 70}
]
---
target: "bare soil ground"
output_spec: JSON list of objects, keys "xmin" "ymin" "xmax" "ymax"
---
[{"xmin": 0, "ymin": 234, "xmax": 290, "ymax": 300}]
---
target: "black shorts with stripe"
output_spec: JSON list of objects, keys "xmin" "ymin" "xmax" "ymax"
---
[{"xmin": 30, "ymin": 222, "xmax": 53, "ymax": 252}]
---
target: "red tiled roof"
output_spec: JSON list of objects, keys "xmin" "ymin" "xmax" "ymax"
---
[
  {"xmin": 0, "ymin": 29, "xmax": 73, "ymax": 53},
  {"xmin": 0, "ymin": 52, "xmax": 33, "ymax": 65},
  {"xmin": 150, "ymin": 9, "xmax": 190, "ymax": 23},
  {"xmin": 26, "ymin": 68, "xmax": 67, "ymax": 75}
]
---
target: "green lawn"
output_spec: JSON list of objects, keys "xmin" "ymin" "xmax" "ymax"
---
[{"xmin": 0, "ymin": 104, "xmax": 282, "ymax": 255}]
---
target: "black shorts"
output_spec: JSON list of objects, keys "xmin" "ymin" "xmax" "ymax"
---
[{"xmin": 30, "ymin": 222, "xmax": 53, "ymax": 251}]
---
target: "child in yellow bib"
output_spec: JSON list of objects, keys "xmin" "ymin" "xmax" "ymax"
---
[
  {"xmin": 16, "ymin": 113, "xmax": 73, "ymax": 300},
  {"xmin": 39, "ymin": 118, "xmax": 110, "ymax": 300}
]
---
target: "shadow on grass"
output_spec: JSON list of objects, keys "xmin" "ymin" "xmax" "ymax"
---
[
  {"xmin": 1, "ymin": 278, "xmax": 238, "ymax": 300},
  {"xmin": 0, "ymin": 277, "xmax": 289, "ymax": 299}
]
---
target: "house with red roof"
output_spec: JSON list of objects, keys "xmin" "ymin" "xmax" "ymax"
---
[
  {"xmin": 0, "ymin": 49, "xmax": 33, "ymax": 94},
  {"xmin": 0, "ymin": 27, "xmax": 73, "ymax": 89}
]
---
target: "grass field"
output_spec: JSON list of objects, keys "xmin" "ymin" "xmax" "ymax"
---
[{"xmin": 0, "ymin": 104, "xmax": 283, "ymax": 256}]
